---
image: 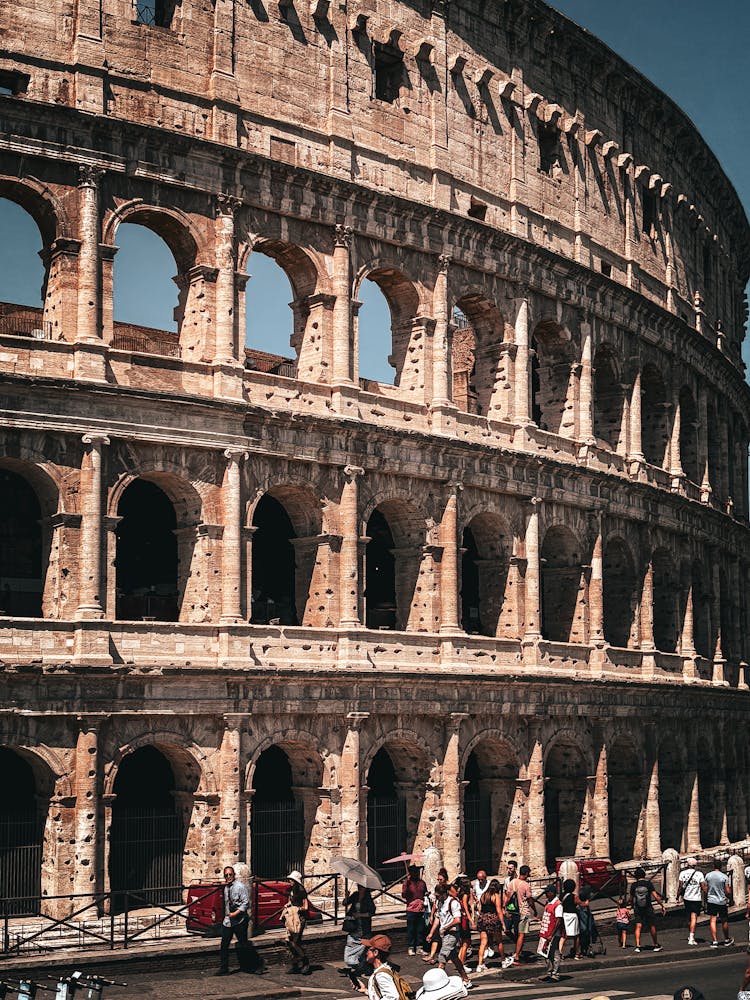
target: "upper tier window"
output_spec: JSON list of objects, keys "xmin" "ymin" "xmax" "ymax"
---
[
  {"xmin": 373, "ymin": 42, "xmax": 403, "ymax": 103},
  {"xmin": 134, "ymin": 0, "xmax": 174, "ymax": 27},
  {"xmin": 538, "ymin": 125, "xmax": 561, "ymax": 176},
  {"xmin": 642, "ymin": 189, "xmax": 658, "ymax": 238}
]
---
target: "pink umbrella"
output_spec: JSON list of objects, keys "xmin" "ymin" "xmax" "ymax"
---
[{"xmin": 382, "ymin": 852, "xmax": 423, "ymax": 868}]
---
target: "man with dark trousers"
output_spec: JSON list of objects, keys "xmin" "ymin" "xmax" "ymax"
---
[{"xmin": 217, "ymin": 866, "xmax": 250, "ymax": 975}]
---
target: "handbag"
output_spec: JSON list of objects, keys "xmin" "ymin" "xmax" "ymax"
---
[{"xmin": 342, "ymin": 914, "xmax": 358, "ymax": 934}]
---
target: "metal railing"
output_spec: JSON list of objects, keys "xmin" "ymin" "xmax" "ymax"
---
[
  {"xmin": 111, "ymin": 331, "xmax": 180, "ymax": 358},
  {"xmin": 0, "ymin": 314, "xmax": 52, "ymax": 340}
]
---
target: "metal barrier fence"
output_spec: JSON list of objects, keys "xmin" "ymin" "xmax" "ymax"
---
[{"xmin": 0, "ymin": 314, "xmax": 51, "ymax": 339}]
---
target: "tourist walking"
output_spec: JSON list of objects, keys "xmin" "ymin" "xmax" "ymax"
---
[
  {"xmin": 474, "ymin": 878, "xmax": 505, "ymax": 972},
  {"xmin": 502, "ymin": 861, "xmax": 519, "ymax": 940},
  {"xmin": 537, "ymin": 884, "xmax": 564, "ymax": 982},
  {"xmin": 423, "ymin": 870, "xmax": 450, "ymax": 964},
  {"xmin": 504, "ymin": 864, "xmax": 538, "ymax": 966},
  {"xmin": 630, "ymin": 866, "xmax": 665, "ymax": 953},
  {"xmin": 471, "ymin": 869, "xmax": 494, "ymax": 959},
  {"xmin": 427, "ymin": 880, "xmax": 473, "ymax": 990},
  {"xmin": 456, "ymin": 877, "xmax": 475, "ymax": 971},
  {"xmin": 561, "ymin": 878, "xmax": 581, "ymax": 958},
  {"xmin": 702, "ymin": 858, "xmax": 734, "ymax": 947},
  {"xmin": 216, "ymin": 866, "xmax": 250, "ymax": 976},
  {"xmin": 283, "ymin": 869, "xmax": 311, "ymax": 975},
  {"xmin": 402, "ymin": 865, "xmax": 428, "ymax": 955},
  {"xmin": 360, "ymin": 934, "xmax": 401, "ymax": 999},
  {"xmin": 342, "ymin": 885, "xmax": 376, "ymax": 987},
  {"xmin": 677, "ymin": 858, "xmax": 704, "ymax": 945},
  {"xmin": 615, "ymin": 895, "xmax": 631, "ymax": 948}
]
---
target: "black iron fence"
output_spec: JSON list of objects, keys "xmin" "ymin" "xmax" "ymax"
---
[
  {"xmin": 250, "ymin": 800, "xmax": 305, "ymax": 879},
  {"xmin": 0, "ymin": 313, "xmax": 51, "ymax": 339},
  {"xmin": 0, "ymin": 815, "xmax": 43, "ymax": 917}
]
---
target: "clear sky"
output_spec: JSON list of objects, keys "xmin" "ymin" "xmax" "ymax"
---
[{"xmin": 0, "ymin": 0, "xmax": 746, "ymax": 379}]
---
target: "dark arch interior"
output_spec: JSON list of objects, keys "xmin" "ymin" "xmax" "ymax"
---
[
  {"xmin": 251, "ymin": 494, "xmax": 298, "ymax": 625},
  {"xmin": 463, "ymin": 750, "xmax": 492, "ymax": 874},
  {"xmin": 603, "ymin": 540, "xmax": 636, "ymax": 648},
  {"xmin": 367, "ymin": 748, "xmax": 405, "ymax": 876},
  {"xmin": 365, "ymin": 509, "xmax": 396, "ymax": 630},
  {"xmin": 110, "ymin": 746, "xmax": 182, "ymax": 905},
  {"xmin": 115, "ymin": 479, "xmax": 178, "ymax": 621},
  {"xmin": 461, "ymin": 526, "xmax": 482, "ymax": 633},
  {"xmin": 544, "ymin": 741, "xmax": 587, "ymax": 870},
  {"xmin": 251, "ymin": 746, "xmax": 303, "ymax": 877},
  {"xmin": 0, "ymin": 469, "xmax": 43, "ymax": 617},
  {"xmin": 0, "ymin": 748, "xmax": 45, "ymax": 914}
]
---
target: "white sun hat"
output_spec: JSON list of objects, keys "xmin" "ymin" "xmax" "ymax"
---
[
  {"xmin": 287, "ymin": 869, "xmax": 303, "ymax": 883},
  {"xmin": 416, "ymin": 968, "xmax": 468, "ymax": 1000}
]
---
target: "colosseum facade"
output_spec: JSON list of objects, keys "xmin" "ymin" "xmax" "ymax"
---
[{"xmin": 1, "ymin": 0, "xmax": 749, "ymax": 910}]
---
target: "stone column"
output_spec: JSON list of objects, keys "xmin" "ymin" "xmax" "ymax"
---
[
  {"xmin": 711, "ymin": 559, "xmax": 726, "ymax": 683},
  {"xmin": 76, "ymin": 433, "xmax": 109, "ymax": 619},
  {"xmin": 698, "ymin": 387, "xmax": 712, "ymax": 501},
  {"xmin": 686, "ymin": 769, "xmax": 702, "ymax": 853},
  {"xmin": 221, "ymin": 449, "xmax": 247, "ymax": 623},
  {"xmin": 644, "ymin": 752, "xmax": 661, "ymax": 859},
  {"xmin": 514, "ymin": 295, "xmax": 531, "ymax": 423},
  {"xmin": 431, "ymin": 255, "xmax": 451, "ymax": 407},
  {"xmin": 77, "ymin": 166, "xmax": 103, "ymax": 343},
  {"xmin": 578, "ymin": 317, "xmax": 594, "ymax": 443},
  {"xmin": 523, "ymin": 498, "xmax": 542, "ymax": 640},
  {"xmin": 591, "ymin": 744, "xmax": 609, "ymax": 857},
  {"xmin": 639, "ymin": 557, "xmax": 655, "ymax": 650},
  {"xmin": 440, "ymin": 481, "xmax": 462, "ymax": 634},
  {"xmin": 73, "ymin": 716, "xmax": 101, "ymax": 897},
  {"xmin": 629, "ymin": 370, "xmax": 644, "ymax": 462},
  {"xmin": 441, "ymin": 713, "xmax": 467, "ymax": 878},
  {"xmin": 214, "ymin": 196, "xmax": 240, "ymax": 364},
  {"xmin": 588, "ymin": 519, "xmax": 604, "ymax": 645},
  {"xmin": 340, "ymin": 712, "xmax": 369, "ymax": 860},
  {"xmin": 525, "ymin": 735, "xmax": 547, "ymax": 876},
  {"xmin": 332, "ymin": 224, "xmax": 354, "ymax": 385},
  {"xmin": 220, "ymin": 715, "xmax": 245, "ymax": 866},
  {"xmin": 669, "ymin": 388, "xmax": 684, "ymax": 481},
  {"xmin": 339, "ymin": 465, "xmax": 363, "ymax": 627}
]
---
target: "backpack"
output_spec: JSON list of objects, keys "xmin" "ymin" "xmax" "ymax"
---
[
  {"xmin": 372, "ymin": 968, "xmax": 416, "ymax": 1000},
  {"xmin": 505, "ymin": 890, "xmax": 518, "ymax": 912},
  {"xmin": 633, "ymin": 882, "xmax": 650, "ymax": 908}
]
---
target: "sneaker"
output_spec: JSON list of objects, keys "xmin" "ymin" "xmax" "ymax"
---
[
  {"xmin": 486, "ymin": 947, "xmax": 495, "ymax": 958},
  {"xmin": 502, "ymin": 956, "xmax": 515, "ymax": 969},
  {"xmin": 634, "ymin": 947, "xmax": 641, "ymax": 953},
  {"xmin": 550, "ymin": 973, "xmax": 561, "ymax": 981},
  {"xmin": 475, "ymin": 964, "xmax": 487, "ymax": 973},
  {"xmin": 462, "ymin": 981, "xmax": 473, "ymax": 990},
  {"xmin": 711, "ymin": 941, "xmax": 719, "ymax": 948},
  {"xmin": 724, "ymin": 938, "xmax": 735, "ymax": 947},
  {"xmin": 408, "ymin": 948, "xmax": 416, "ymax": 956},
  {"xmin": 463, "ymin": 966, "xmax": 473, "ymax": 973},
  {"xmin": 416, "ymin": 948, "xmax": 427, "ymax": 956},
  {"xmin": 653, "ymin": 945, "xmax": 662, "ymax": 953},
  {"xmin": 688, "ymin": 937, "xmax": 697, "ymax": 945}
]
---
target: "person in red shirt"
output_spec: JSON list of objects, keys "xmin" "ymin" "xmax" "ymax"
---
[
  {"xmin": 402, "ymin": 865, "xmax": 428, "ymax": 956},
  {"xmin": 537, "ymin": 884, "xmax": 564, "ymax": 981}
]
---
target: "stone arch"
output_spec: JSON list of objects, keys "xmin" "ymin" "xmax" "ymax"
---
[
  {"xmin": 105, "ymin": 202, "xmax": 202, "ymax": 272},
  {"xmin": 104, "ymin": 732, "xmax": 211, "ymax": 797},
  {"xmin": 249, "ymin": 482, "xmax": 323, "ymax": 627},
  {"xmin": 0, "ymin": 458, "xmax": 61, "ymax": 619},
  {"xmin": 698, "ymin": 732, "xmax": 723, "ymax": 849},
  {"xmin": 603, "ymin": 535, "xmax": 638, "ymax": 648},
  {"xmin": 461, "ymin": 732, "xmax": 522, "ymax": 873},
  {"xmin": 593, "ymin": 343, "xmax": 625, "ymax": 451},
  {"xmin": 246, "ymin": 730, "xmax": 325, "ymax": 877},
  {"xmin": 0, "ymin": 175, "xmax": 70, "ymax": 247},
  {"xmin": 641, "ymin": 364, "xmax": 670, "ymax": 468},
  {"xmin": 363, "ymin": 494, "xmax": 429, "ymax": 632},
  {"xmin": 651, "ymin": 546, "xmax": 679, "ymax": 653},
  {"xmin": 678, "ymin": 385, "xmax": 699, "ymax": 484},
  {"xmin": 530, "ymin": 317, "xmax": 575, "ymax": 435},
  {"xmin": 355, "ymin": 260, "xmax": 424, "ymax": 392},
  {"xmin": 689, "ymin": 558, "xmax": 711, "ymax": 659},
  {"xmin": 607, "ymin": 733, "xmax": 644, "ymax": 863},
  {"xmin": 544, "ymin": 731, "xmax": 590, "ymax": 869},
  {"xmin": 460, "ymin": 509, "xmax": 512, "ymax": 637},
  {"xmin": 540, "ymin": 523, "xmax": 585, "ymax": 643},
  {"xmin": 363, "ymin": 729, "xmax": 435, "ymax": 876},
  {"xmin": 451, "ymin": 291, "xmax": 507, "ymax": 419}
]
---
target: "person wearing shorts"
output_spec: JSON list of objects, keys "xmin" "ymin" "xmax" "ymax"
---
[
  {"xmin": 433, "ymin": 882, "xmax": 472, "ymax": 990},
  {"xmin": 630, "ymin": 866, "xmax": 665, "ymax": 953},
  {"xmin": 504, "ymin": 865, "xmax": 537, "ymax": 967},
  {"xmin": 678, "ymin": 858, "xmax": 704, "ymax": 945},
  {"xmin": 702, "ymin": 859, "xmax": 734, "ymax": 947}
]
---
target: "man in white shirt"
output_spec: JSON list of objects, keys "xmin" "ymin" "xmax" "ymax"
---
[
  {"xmin": 677, "ymin": 858, "xmax": 704, "ymax": 945},
  {"xmin": 435, "ymin": 883, "xmax": 472, "ymax": 990},
  {"xmin": 360, "ymin": 934, "xmax": 400, "ymax": 999},
  {"xmin": 702, "ymin": 859, "xmax": 734, "ymax": 948}
]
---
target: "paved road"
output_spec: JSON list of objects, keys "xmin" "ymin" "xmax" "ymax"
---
[{"xmin": 113, "ymin": 946, "xmax": 748, "ymax": 999}]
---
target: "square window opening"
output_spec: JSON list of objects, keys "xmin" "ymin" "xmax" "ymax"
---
[
  {"xmin": 538, "ymin": 124, "xmax": 561, "ymax": 175},
  {"xmin": 373, "ymin": 44, "xmax": 403, "ymax": 103},
  {"xmin": 642, "ymin": 189, "xmax": 658, "ymax": 238}
]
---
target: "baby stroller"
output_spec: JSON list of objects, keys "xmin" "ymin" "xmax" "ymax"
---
[{"xmin": 578, "ymin": 904, "xmax": 606, "ymax": 957}]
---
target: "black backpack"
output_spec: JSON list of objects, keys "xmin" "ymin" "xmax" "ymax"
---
[{"xmin": 633, "ymin": 881, "xmax": 650, "ymax": 908}]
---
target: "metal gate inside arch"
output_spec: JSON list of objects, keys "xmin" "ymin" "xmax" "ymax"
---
[
  {"xmin": 251, "ymin": 745, "xmax": 305, "ymax": 878},
  {"xmin": 0, "ymin": 749, "xmax": 45, "ymax": 916}
]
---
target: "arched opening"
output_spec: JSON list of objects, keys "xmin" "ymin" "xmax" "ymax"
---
[
  {"xmin": 678, "ymin": 387, "xmax": 699, "ymax": 484},
  {"xmin": 251, "ymin": 746, "xmax": 301, "ymax": 878},
  {"xmin": 0, "ymin": 198, "xmax": 47, "ymax": 339},
  {"xmin": 0, "ymin": 748, "xmax": 49, "ymax": 915},
  {"xmin": 365, "ymin": 501, "xmax": 424, "ymax": 632},
  {"xmin": 0, "ymin": 469, "xmax": 43, "ymax": 617},
  {"xmin": 541, "ymin": 525, "xmax": 584, "ymax": 643},
  {"xmin": 244, "ymin": 251, "xmax": 296, "ymax": 374},
  {"xmin": 659, "ymin": 740, "xmax": 688, "ymax": 852},
  {"xmin": 719, "ymin": 570, "xmax": 733, "ymax": 662},
  {"xmin": 608, "ymin": 738, "xmax": 643, "ymax": 863},
  {"xmin": 115, "ymin": 479, "xmax": 178, "ymax": 622},
  {"xmin": 531, "ymin": 319, "xmax": 574, "ymax": 436},
  {"xmin": 651, "ymin": 548, "xmax": 678, "ymax": 653},
  {"xmin": 593, "ymin": 346, "xmax": 625, "ymax": 451},
  {"xmin": 460, "ymin": 513, "xmax": 510, "ymax": 637},
  {"xmin": 357, "ymin": 267, "xmax": 420, "ymax": 391},
  {"xmin": 251, "ymin": 494, "xmax": 298, "ymax": 625},
  {"xmin": 545, "ymin": 738, "xmax": 588, "ymax": 870},
  {"xmin": 463, "ymin": 741, "xmax": 520, "ymax": 874},
  {"xmin": 109, "ymin": 746, "xmax": 188, "ymax": 907},
  {"xmin": 691, "ymin": 561, "xmax": 711, "ymax": 659},
  {"xmin": 698, "ymin": 749, "xmax": 722, "ymax": 850},
  {"xmin": 706, "ymin": 400, "xmax": 722, "ymax": 499},
  {"xmin": 113, "ymin": 222, "xmax": 181, "ymax": 356},
  {"xmin": 640, "ymin": 365, "xmax": 669, "ymax": 468},
  {"xmin": 603, "ymin": 537, "xmax": 637, "ymax": 648},
  {"xmin": 366, "ymin": 739, "xmax": 430, "ymax": 880},
  {"xmin": 451, "ymin": 295, "xmax": 506, "ymax": 419}
]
